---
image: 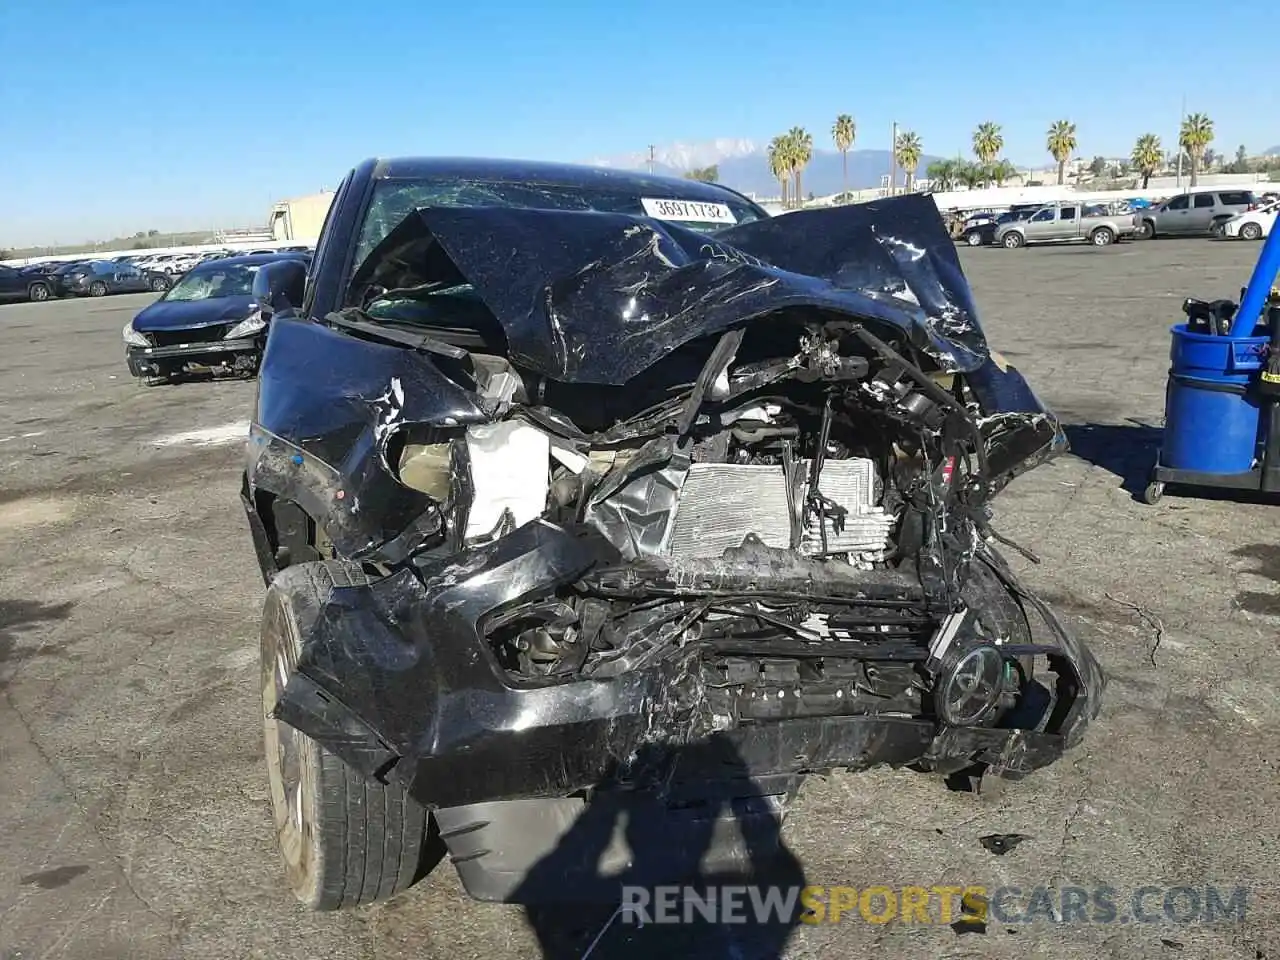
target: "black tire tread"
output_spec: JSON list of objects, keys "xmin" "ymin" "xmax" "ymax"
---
[{"xmin": 267, "ymin": 560, "xmax": 431, "ymax": 910}]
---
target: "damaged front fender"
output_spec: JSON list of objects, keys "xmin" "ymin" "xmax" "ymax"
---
[{"xmin": 247, "ymin": 316, "xmax": 491, "ymax": 562}]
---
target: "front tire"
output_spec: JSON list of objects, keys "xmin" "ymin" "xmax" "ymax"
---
[
  {"xmin": 88, "ymin": 281, "xmax": 107, "ymax": 297},
  {"xmin": 1002, "ymin": 232, "xmax": 1025, "ymax": 249},
  {"xmin": 1241, "ymin": 222, "xmax": 1264, "ymax": 241},
  {"xmin": 1090, "ymin": 227, "xmax": 1115, "ymax": 246},
  {"xmin": 150, "ymin": 275, "xmax": 171, "ymax": 292},
  {"xmin": 1138, "ymin": 219, "xmax": 1155, "ymax": 240},
  {"xmin": 965, "ymin": 231, "xmax": 984, "ymax": 247},
  {"xmin": 261, "ymin": 561, "xmax": 437, "ymax": 910},
  {"xmin": 28, "ymin": 282, "xmax": 50, "ymax": 302}
]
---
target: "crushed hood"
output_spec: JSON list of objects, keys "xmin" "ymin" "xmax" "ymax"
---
[
  {"xmin": 133, "ymin": 295, "xmax": 258, "ymax": 331},
  {"xmin": 349, "ymin": 194, "xmax": 989, "ymax": 385}
]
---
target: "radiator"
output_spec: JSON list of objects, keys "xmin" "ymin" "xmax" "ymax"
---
[{"xmin": 665, "ymin": 460, "xmax": 895, "ymax": 560}]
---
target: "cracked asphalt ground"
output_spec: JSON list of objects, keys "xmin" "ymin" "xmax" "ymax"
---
[{"xmin": 2, "ymin": 239, "xmax": 1278, "ymax": 960}]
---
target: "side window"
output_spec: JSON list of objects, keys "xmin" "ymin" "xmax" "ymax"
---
[
  {"xmin": 1059, "ymin": 206, "xmax": 1077, "ymax": 221},
  {"xmin": 0, "ymin": 266, "xmax": 15, "ymax": 278},
  {"xmin": 1031, "ymin": 208, "xmax": 1054, "ymax": 222},
  {"xmin": 310, "ymin": 177, "xmax": 348, "ymax": 273},
  {"xmin": 1194, "ymin": 194, "xmax": 1215, "ymax": 209},
  {"xmin": 1167, "ymin": 195, "xmax": 1189, "ymax": 210},
  {"xmin": 1218, "ymin": 191, "xmax": 1251, "ymax": 206},
  {"xmin": 302, "ymin": 174, "xmax": 350, "ymax": 315}
]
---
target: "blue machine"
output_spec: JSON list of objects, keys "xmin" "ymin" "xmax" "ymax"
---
[{"xmin": 1145, "ymin": 223, "xmax": 1280, "ymax": 503}]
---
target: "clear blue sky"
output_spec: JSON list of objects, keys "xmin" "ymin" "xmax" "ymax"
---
[{"xmin": 2, "ymin": 0, "xmax": 1276, "ymax": 247}]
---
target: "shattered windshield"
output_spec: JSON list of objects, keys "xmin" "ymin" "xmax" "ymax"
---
[
  {"xmin": 164, "ymin": 264, "xmax": 259, "ymax": 301},
  {"xmin": 354, "ymin": 177, "xmax": 766, "ymax": 268}
]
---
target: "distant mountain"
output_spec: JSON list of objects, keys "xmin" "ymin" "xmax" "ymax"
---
[
  {"xmin": 590, "ymin": 139, "xmax": 760, "ymax": 173},
  {"xmin": 588, "ymin": 139, "xmax": 944, "ymax": 198},
  {"xmin": 1265, "ymin": 145, "xmax": 1280, "ymax": 156}
]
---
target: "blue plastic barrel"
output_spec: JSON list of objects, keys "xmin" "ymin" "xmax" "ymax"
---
[{"xmin": 1162, "ymin": 324, "xmax": 1269, "ymax": 473}]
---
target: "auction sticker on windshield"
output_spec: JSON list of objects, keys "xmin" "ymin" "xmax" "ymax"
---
[{"xmin": 641, "ymin": 198, "xmax": 738, "ymax": 225}]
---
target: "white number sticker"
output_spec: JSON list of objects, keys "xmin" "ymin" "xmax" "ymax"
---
[{"xmin": 641, "ymin": 198, "xmax": 738, "ymax": 225}]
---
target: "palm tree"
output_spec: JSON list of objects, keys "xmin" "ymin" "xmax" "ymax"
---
[
  {"xmin": 1131, "ymin": 133, "xmax": 1162, "ymax": 189},
  {"xmin": 989, "ymin": 159, "xmax": 1017, "ymax": 186},
  {"xmin": 972, "ymin": 122, "xmax": 1003, "ymax": 185},
  {"xmin": 832, "ymin": 114, "xmax": 856, "ymax": 200},
  {"xmin": 767, "ymin": 135, "xmax": 790, "ymax": 207},
  {"xmin": 957, "ymin": 161, "xmax": 985, "ymax": 190},
  {"xmin": 1180, "ymin": 113, "xmax": 1214, "ymax": 187},
  {"xmin": 894, "ymin": 131, "xmax": 923, "ymax": 192},
  {"xmin": 788, "ymin": 126, "xmax": 813, "ymax": 206},
  {"xmin": 1046, "ymin": 120, "xmax": 1077, "ymax": 185},
  {"xmin": 925, "ymin": 158, "xmax": 958, "ymax": 191}
]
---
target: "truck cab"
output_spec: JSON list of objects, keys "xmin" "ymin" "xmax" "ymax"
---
[{"xmin": 1022, "ymin": 203, "xmax": 1084, "ymax": 243}]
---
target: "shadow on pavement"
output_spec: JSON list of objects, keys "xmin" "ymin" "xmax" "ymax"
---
[
  {"xmin": 1063, "ymin": 421, "xmax": 1162, "ymax": 498},
  {"xmin": 1230, "ymin": 543, "xmax": 1280, "ymax": 616},
  {"xmin": 514, "ymin": 736, "xmax": 808, "ymax": 959},
  {"xmin": 0, "ymin": 598, "xmax": 75, "ymax": 690},
  {"xmin": 1065, "ymin": 421, "xmax": 1280, "ymax": 506}
]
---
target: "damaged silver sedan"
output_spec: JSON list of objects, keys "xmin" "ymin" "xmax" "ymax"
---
[{"xmin": 240, "ymin": 157, "xmax": 1104, "ymax": 909}]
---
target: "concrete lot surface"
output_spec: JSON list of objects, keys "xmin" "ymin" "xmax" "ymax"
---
[{"xmin": 1, "ymin": 240, "xmax": 1278, "ymax": 960}]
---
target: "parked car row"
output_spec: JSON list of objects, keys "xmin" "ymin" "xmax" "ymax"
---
[
  {"xmin": 126, "ymin": 247, "xmax": 305, "ymax": 277},
  {"xmin": 0, "ymin": 258, "xmax": 172, "ymax": 303},
  {"xmin": 957, "ymin": 189, "xmax": 1279, "ymax": 250},
  {"xmin": 0, "ymin": 245, "xmax": 316, "ymax": 305}
]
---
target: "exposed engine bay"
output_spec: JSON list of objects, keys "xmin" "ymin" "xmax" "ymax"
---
[
  {"xmin": 246, "ymin": 193, "xmax": 1103, "ymax": 822},
  {"xmin": 386, "ymin": 315, "xmax": 1035, "ymax": 698}
]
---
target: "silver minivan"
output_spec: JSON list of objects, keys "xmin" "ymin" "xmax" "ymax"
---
[{"xmin": 1137, "ymin": 190, "xmax": 1256, "ymax": 239}]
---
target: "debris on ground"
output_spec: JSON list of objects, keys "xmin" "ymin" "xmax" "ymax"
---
[{"xmin": 978, "ymin": 833, "xmax": 1032, "ymax": 855}]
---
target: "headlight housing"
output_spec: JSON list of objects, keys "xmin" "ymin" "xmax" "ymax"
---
[
  {"xmin": 224, "ymin": 309, "xmax": 266, "ymax": 339},
  {"xmin": 122, "ymin": 321, "xmax": 149, "ymax": 347},
  {"xmin": 933, "ymin": 643, "xmax": 1007, "ymax": 726}
]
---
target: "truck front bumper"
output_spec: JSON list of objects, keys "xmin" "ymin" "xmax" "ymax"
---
[{"xmin": 262, "ymin": 520, "xmax": 1105, "ymax": 810}]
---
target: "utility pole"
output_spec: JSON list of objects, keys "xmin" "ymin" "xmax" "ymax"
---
[
  {"xmin": 889, "ymin": 121, "xmax": 898, "ymax": 196},
  {"xmin": 1176, "ymin": 94, "xmax": 1185, "ymax": 188},
  {"xmin": 647, "ymin": 145, "xmax": 656, "ymax": 175}
]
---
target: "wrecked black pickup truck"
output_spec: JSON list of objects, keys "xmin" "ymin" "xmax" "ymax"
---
[{"xmin": 241, "ymin": 157, "xmax": 1103, "ymax": 910}]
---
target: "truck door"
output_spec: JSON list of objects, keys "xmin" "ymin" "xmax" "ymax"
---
[
  {"xmin": 1053, "ymin": 205, "xmax": 1079, "ymax": 240},
  {"xmin": 1189, "ymin": 192, "xmax": 1217, "ymax": 234},
  {"xmin": 1023, "ymin": 206, "xmax": 1056, "ymax": 242},
  {"xmin": 1162, "ymin": 194, "xmax": 1191, "ymax": 234}
]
